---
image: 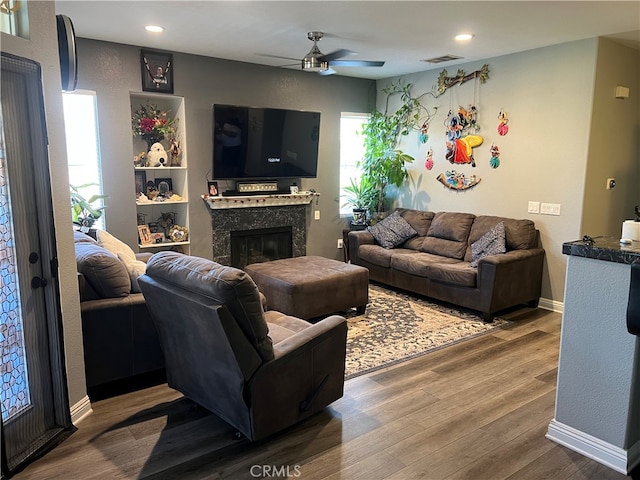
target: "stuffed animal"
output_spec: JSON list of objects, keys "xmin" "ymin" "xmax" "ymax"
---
[{"xmin": 147, "ymin": 142, "xmax": 167, "ymax": 167}]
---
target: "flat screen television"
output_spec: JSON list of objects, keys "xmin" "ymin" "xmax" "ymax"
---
[{"xmin": 213, "ymin": 104, "xmax": 320, "ymax": 179}]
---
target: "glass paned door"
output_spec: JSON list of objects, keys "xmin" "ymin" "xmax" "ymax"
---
[{"xmin": 0, "ymin": 53, "xmax": 73, "ymax": 476}]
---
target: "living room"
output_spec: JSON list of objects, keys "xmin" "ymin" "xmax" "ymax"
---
[{"xmin": 1, "ymin": 1, "xmax": 639, "ymax": 478}]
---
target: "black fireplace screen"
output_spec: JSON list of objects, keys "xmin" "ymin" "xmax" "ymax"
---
[{"xmin": 230, "ymin": 226, "xmax": 293, "ymax": 269}]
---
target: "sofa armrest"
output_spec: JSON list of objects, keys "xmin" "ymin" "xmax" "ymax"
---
[
  {"xmin": 477, "ymin": 247, "xmax": 545, "ymax": 314},
  {"xmin": 348, "ymin": 230, "xmax": 375, "ymax": 265}
]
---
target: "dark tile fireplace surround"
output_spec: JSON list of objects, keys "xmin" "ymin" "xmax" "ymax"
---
[{"xmin": 208, "ymin": 205, "xmax": 309, "ymax": 267}]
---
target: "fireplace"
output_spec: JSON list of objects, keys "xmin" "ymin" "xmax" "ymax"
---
[{"xmin": 230, "ymin": 226, "xmax": 292, "ymax": 269}]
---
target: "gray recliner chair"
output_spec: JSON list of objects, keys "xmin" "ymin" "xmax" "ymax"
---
[{"xmin": 138, "ymin": 251, "xmax": 348, "ymax": 441}]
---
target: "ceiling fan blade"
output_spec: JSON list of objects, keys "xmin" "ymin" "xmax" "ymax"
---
[
  {"xmin": 257, "ymin": 53, "xmax": 299, "ymax": 61},
  {"xmin": 330, "ymin": 60, "xmax": 385, "ymax": 68},
  {"xmin": 318, "ymin": 67, "xmax": 336, "ymax": 76},
  {"xmin": 323, "ymin": 49, "xmax": 355, "ymax": 62}
]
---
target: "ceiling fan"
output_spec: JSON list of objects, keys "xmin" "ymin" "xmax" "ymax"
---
[{"xmin": 297, "ymin": 31, "xmax": 385, "ymax": 75}]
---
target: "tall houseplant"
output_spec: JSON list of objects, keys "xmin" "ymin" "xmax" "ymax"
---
[{"xmin": 360, "ymin": 81, "xmax": 433, "ymax": 218}]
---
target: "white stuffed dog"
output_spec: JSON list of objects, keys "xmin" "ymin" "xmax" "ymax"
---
[{"xmin": 147, "ymin": 142, "xmax": 167, "ymax": 167}]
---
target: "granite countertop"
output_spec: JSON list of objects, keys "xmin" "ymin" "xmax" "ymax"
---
[{"xmin": 563, "ymin": 236, "xmax": 640, "ymax": 264}]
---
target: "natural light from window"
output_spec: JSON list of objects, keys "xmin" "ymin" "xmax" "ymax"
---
[
  {"xmin": 339, "ymin": 112, "xmax": 369, "ymax": 215},
  {"xmin": 62, "ymin": 91, "xmax": 105, "ymax": 230}
]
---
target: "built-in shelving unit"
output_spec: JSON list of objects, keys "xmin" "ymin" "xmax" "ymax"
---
[{"xmin": 130, "ymin": 92, "xmax": 189, "ymax": 254}]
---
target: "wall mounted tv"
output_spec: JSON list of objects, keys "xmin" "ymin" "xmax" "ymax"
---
[{"xmin": 213, "ymin": 104, "xmax": 321, "ymax": 179}]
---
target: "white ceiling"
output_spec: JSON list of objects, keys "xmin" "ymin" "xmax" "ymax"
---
[{"xmin": 55, "ymin": 1, "xmax": 640, "ymax": 80}]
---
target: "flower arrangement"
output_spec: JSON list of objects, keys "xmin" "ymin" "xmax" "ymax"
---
[{"xmin": 131, "ymin": 102, "xmax": 177, "ymax": 148}]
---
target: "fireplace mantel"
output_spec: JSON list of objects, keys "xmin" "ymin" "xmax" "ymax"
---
[{"xmin": 201, "ymin": 192, "xmax": 319, "ymax": 210}]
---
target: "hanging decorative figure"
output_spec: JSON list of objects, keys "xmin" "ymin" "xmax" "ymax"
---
[
  {"xmin": 498, "ymin": 110, "xmax": 509, "ymax": 136},
  {"xmin": 419, "ymin": 122, "xmax": 430, "ymax": 144},
  {"xmin": 425, "ymin": 148, "xmax": 434, "ymax": 170},
  {"xmin": 444, "ymin": 106, "xmax": 483, "ymax": 167},
  {"xmin": 490, "ymin": 144, "xmax": 501, "ymax": 169}
]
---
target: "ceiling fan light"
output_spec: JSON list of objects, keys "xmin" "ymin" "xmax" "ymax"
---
[{"xmin": 302, "ymin": 54, "xmax": 328, "ymax": 72}]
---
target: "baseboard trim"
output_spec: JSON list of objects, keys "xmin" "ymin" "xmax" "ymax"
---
[
  {"xmin": 70, "ymin": 395, "xmax": 93, "ymax": 425},
  {"xmin": 546, "ymin": 419, "xmax": 638, "ymax": 474},
  {"xmin": 539, "ymin": 297, "xmax": 563, "ymax": 314}
]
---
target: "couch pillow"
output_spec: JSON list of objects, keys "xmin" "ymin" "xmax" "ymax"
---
[
  {"xmin": 96, "ymin": 230, "xmax": 136, "ymax": 264},
  {"xmin": 368, "ymin": 212, "xmax": 418, "ymax": 249},
  {"xmin": 75, "ymin": 242, "xmax": 131, "ymax": 298},
  {"xmin": 395, "ymin": 209, "xmax": 435, "ymax": 236},
  {"xmin": 422, "ymin": 212, "xmax": 475, "ymax": 259},
  {"xmin": 117, "ymin": 252, "xmax": 147, "ymax": 293},
  {"xmin": 470, "ymin": 221, "xmax": 506, "ymax": 267}
]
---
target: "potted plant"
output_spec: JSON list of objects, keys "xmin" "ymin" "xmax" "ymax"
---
[
  {"xmin": 70, "ymin": 183, "xmax": 108, "ymax": 231},
  {"xmin": 341, "ymin": 176, "xmax": 377, "ymax": 227}
]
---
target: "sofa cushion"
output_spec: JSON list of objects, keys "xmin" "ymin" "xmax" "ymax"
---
[
  {"xmin": 464, "ymin": 216, "xmax": 537, "ymax": 261},
  {"xmin": 117, "ymin": 252, "xmax": 147, "ymax": 293},
  {"xmin": 422, "ymin": 212, "xmax": 475, "ymax": 259},
  {"xmin": 390, "ymin": 252, "xmax": 460, "ymax": 278},
  {"xmin": 75, "ymin": 242, "xmax": 131, "ymax": 298},
  {"xmin": 396, "ymin": 209, "xmax": 435, "ymax": 236},
  {"xmin": 359, "ymin": 245, "xmax": 419, "ymax": 268},
  {"xmin": 368, "ymin": 212, "xmax": 418, "ymax": 249},
  {"xmin": 426, "ymin": 262, "xmax": 478, "ymax": 287},
  {"xmin": 145, "ymin": 252, "xmax": 274, "ymax": 362},
  {"xmin": 74, "ymin": 231, "xmax": 98, "ymax": 244},
  {"xmin": 470, "ymin": 221, "xmax": 506, "ymax": 267},
  {"xmin": 96, "ymin": 229, "xmax": 137, "ymax": 264}
]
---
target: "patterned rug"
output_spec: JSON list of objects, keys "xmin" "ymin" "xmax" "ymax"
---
[{"xmin": 344, "ymin": 284, "xmax": 509, "ymax": 379}]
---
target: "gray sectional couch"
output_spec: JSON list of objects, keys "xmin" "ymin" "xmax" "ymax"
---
[{"xmin": 348, "ymin": 208, "xmax": 545, "ymax": 321}]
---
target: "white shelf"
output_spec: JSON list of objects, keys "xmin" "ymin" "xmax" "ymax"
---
[
  {"xmin": 134, "ymin": 166, "xmax": 187, "ymax": 171},
  {"xmin": 136, "ymin": 200, "xmax": 188, "ymax": 206},
  {"xmin": 139, "ymin": 240, "xmax": 190, "ymax": 249}
]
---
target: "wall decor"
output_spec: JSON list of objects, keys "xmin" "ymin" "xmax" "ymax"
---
[
  {"xmin": 444, "ymin": 106, "xmax": 483, "ymax": 167},
  {"xmin": 490, "ymin": 144, "xmax": 501, "ymax": 169},
  {"xmin": 498, "ymin": 110, "xmax": 509, "ymax": 135},
  {"xmin": 141, "ymin": 49, "xmax": 173, "ymax": 94},
  {"xmin": 436, "ymin": 170, "xmax": 480, "ymax": 190},
  {"xmin": 169, "ymin": 225, "xmax": 189, "ymax": 243},
  {"xmin": 436, "ymin": 64, "xmax": 489, "ymax": 95},
  {"xmin": 424, "ymin": 148, "xmax": 434, "ymax": 171}
]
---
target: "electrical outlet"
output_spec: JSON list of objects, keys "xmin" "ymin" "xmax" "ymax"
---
[
  {"xmin": 527, "ymin": 201, "xmax": 540, "ymax": 214},
  {"xmin": 337, "ymin": 238, "xmax": 343, "ymax": 249},
  {"xmin": 541, "ymin": 202, "xmax": 561, "ymax": 215},
  {"xmin": 314, "ymin": 210, "xmax": 320, "ymax": 220}
]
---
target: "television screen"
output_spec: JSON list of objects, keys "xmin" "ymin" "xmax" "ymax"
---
[{"xmin": 213, "ymin": 104, "xmax": 320, "ymax": 180}]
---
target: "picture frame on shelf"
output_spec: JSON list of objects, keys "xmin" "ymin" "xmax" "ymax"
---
[
  {"xmin": 155, "ymin": 177, "xmax": 173, "ymax": 197},
  {"xmin": 208, "ymin": 181, "xmax": 219, "ymax": 197},
  {"xmin": 134, "ymin": 171, "xmax": 147, "ymax": 196},
  {"xmin": 138, "ymin": 225, "xmax": 153, "ymax": 245},
  {"xmin": 140, "ymin": 49, "xmax": 174, "ymax": 94},
  {"xmin": 169, "ymin": 225, "xmax": 189, "ymax": 243}
]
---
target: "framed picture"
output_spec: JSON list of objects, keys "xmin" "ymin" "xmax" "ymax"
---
[
  {"xmin": 155, "ymin": 177, "xmax": 173, "ymax": 197},
  {"xmin": 138, "ymin": 225, "xmax": 153, "ymax": 245},
  {"xmin": 141, "ymin": 49, "xmax": 173, "ymax": 94},
  {"xmin": 134, "ymin": 171, "xmax": 147, "ymax": 196},
  {"xmin": 208, "ymin": 181, "xmax": 219, "ymax": 197}
]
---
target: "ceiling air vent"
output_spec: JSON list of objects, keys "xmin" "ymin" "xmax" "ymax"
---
[{"xmin": 422, "ymin": 54, "xmax": 463, "ymax": 64}]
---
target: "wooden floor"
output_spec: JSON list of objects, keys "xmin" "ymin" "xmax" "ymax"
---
[{"xmin": 13, "ymin": 309, "xmax": 637, "ymax": 480}]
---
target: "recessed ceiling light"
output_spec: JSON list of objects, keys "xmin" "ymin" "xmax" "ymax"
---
[
  {"xmin": 145, "ymin": 25, "xmax": 164, "ymax": 33},
  {"xmin": 455, "ymin": 34, "xmax": 474, "ymax": 41}
]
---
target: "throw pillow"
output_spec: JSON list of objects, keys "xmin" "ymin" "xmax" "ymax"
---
[
  {"xmin": 117, "ymin": 252, "xmax": 147, "ymax": 293},
  {"xmin": 96, "ymin": 230, "xmax": 136, "ymax": 263},
  {"xmin": 470, "ymin": 221, "xmax": 506, "ymax": 268},
  {"xmin": 75, "ymin": 242, "xmax": 131, "ymax": 297},
  {"xmin": 368, "ymin": 212, "xmax": 418, "ymax": 249}
]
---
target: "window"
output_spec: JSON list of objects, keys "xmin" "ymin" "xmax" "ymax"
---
[
  {"xmin": 62, "ymin": 91, "xmax": 105, "ymax": 230},
  {"xmin": 339, "ymin": 112, "xmax": 369, "ymax": 215}
]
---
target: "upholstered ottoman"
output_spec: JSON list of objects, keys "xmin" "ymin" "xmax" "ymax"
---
[{"xmin": 244, "ymin": 256, "xmax": 369, "ymax": 320}]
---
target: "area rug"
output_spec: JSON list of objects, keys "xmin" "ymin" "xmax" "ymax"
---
[{"xmin": 344, "ymin": 284, "xmax": 509, "ymax": 379}]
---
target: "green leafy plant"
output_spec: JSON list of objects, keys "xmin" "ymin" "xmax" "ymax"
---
[
  {"xmin": 340, "ymin": 176, "xmax": 378, "ymax": 217},
  {"xmin": 360, "ymin": 80, "xmax": 435, "ymax": 217},
  {"xmin": 70, "ymin": 184, "xmax": 108, "ymax": 228}
]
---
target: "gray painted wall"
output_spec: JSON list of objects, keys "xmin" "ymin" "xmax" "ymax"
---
[{"xmin": 75, "ymin": 38, "xmax": 374, "ymax": 263}]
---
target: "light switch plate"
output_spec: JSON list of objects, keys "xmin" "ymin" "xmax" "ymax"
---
[
  {"xmin": 541, "ymin": 202, "xmax": 561, "ymax": 215},
  {"xmin": 528, "ymin": 201, "xmax": 540, "ymax": 214}
]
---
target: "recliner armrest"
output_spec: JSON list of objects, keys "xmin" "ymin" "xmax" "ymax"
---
[{"xmin": 271, "ymin": 314, "xmax": 347, "ymax": 359}]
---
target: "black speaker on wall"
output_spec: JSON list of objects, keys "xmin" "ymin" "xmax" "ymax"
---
[{"xmin": 56, "ymin": 14, "xmax": 78, "ymax": 92}]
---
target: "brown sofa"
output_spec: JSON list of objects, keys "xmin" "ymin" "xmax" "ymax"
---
[
  {"xmin": 348, "ymin": 208, "xmax": 545, "ymax": 321},
  {"xmin": 74, "ymin": 231, "xmax": 164, "ymax": 393}
]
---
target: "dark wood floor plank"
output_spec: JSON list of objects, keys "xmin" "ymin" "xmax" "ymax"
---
[{"xmin": 12, "ymin": 309, "xmax": 635, "ymax": 480}]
